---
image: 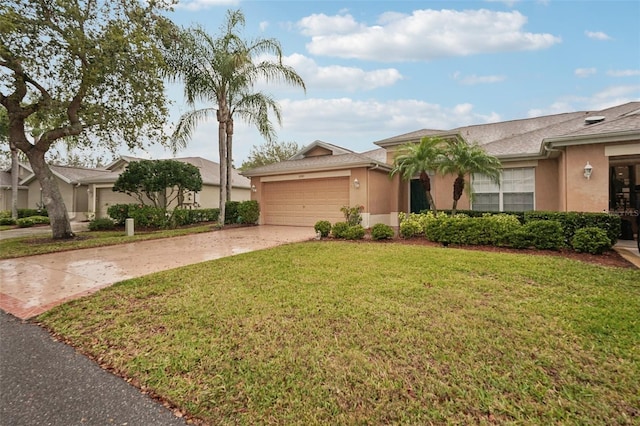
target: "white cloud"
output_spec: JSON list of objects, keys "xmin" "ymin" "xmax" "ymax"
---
[
  {"xmin": 453, "ymin": 72, "xmax": 506, "ymax": 85},
  {"xmin": 607, "ymin": 69, "xmax": 640, "ymax": 77},
  {"xmin": 299, "ymin": 9, "xmax": 561, "ymax": 62},
  {"xmin": 175, "ymin": 0, "xmax": 238, "ymax": 11},
  {"xmin": 527, "ymin": 85, "xmax": 640, "ymax": 117},
  {"xmin": 575, "ymin": 68, "xmax": 597, "ymax": 78},
  {"xmin": 259, "ymin": 21, "xmax": 269, "ymax": 32},
  {"xmin": 282, "ymin": 54, "xmax": 402, "ymax": 92},
  {"xmin": 585, "ymin": 30, "xmax": 613, "ymax": 41}
]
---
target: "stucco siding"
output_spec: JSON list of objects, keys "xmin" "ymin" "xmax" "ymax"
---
[
  {"xmin": 565, "ymin": 144, "xmax": 608, "ymax": 212},
  {"xmin": 535, "ymin": 159, "xmax": 560, "ymax": 211}
]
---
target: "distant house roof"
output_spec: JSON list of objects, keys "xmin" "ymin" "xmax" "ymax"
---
[
  {"xmin": 19, "ymin": 157, "xmax": 250, "ymax": 188},
  {"xmin": 374, "ymin": 102, "xmax": 640, "ymax": 160}
]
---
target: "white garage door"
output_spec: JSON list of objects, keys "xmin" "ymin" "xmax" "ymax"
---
[{"xmin": 262, "ymin": 177, "xmax": 349, "ymax": 226}]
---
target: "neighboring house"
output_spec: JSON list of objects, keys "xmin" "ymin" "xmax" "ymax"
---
[
  {"xmin": 5, "ymin": 156, "xmax": 250, "ymax": 219},
  {"xmin": 243, "ymin": 102, "xmax": 640, "ymax": 235},
  {"xmin": 0, "ymin": 162, "xmax": 31, "ymax": 211}
]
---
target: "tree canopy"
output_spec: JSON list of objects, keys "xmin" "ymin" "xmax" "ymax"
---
[
  {"xmin": 391, "ymin": 137, "xmax": 446, "ymax": 213},
  {"xmin": 112, "ymin": 160, "xmax": 203, "ymax": 210},
  {"xmin": 437, "ymin": 140, "xmax": 502, "ymax": 214},
  {"xmin": 0, "ymin": 0, "xmax": 176, "ymax": 238},
  {"xmin": 164, "ymin": 9, "xmax": 305, "ymax": 225},
  {"xmin": 240, "ymin": 140, "xmax": 300, "ymax": 171}
]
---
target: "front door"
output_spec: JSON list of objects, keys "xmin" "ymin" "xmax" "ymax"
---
[{"xmin": 410, "ymin": 179, "xmax": 430, "ymax": 213}]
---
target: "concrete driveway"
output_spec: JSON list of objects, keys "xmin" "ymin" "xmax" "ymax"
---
[{"xmin": 0, "ymin": 225, "xmax": 314, "ymax": 319}]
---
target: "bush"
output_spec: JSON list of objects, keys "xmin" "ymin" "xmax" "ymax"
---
[
  {"xmin": 225, "ymin": 201, "xmax": 241, "ymax": 224},
  {"xmin": 126, "ymin": 205, "xmax": 167, "ymax": 229},
  {"xmin": 107, "ymin": 204, "xmax": 131, "ymax": 225},
  {"xmin": 524, "ymin": 211, "xmax": 620, "ymax": 245},
  {"xmin": 237, "ymin": 200, "xmax": 260, "ymax": 224},
  {"xmin": 340, "ymin": 205, "xmax": 363, "ymax": 226},
  {"xmin": 16, "ymin": 217, "xmax": 35, "ymax": 228},
  {"xmin": 18, "ymin": 208, "xmax": 48, "ymax": 218},
  {"xmin": 522, "ymin": 220, "xmax": 565, "ymax": 250},
  {"xmin": 371, "ymin": 223, "xmax": 394, "ymax": 240},
  {"xmin": 88, "ymin": 218, "xmax": 117, "ymax": 231},
  {"xmin": 314, "ymin": 220, "xmax": 332, "ymax": 238},
  {"xmin": 399, "ymin": 219, "xmax": 422, "ymax": 238},
  {"xmin": 343, "ymin": 224, "xmax": 366, "ymax": 240},
  {"xmin": 331, "ymin": 222, "xmax": 350, "ymax": 239},
  {"xmin": 0, "ymin": 217, "xmax": 16, "ymax": 226},
  {"xmin": 572, "ymin": 227, "xmax": 612, "ymax": 254}
]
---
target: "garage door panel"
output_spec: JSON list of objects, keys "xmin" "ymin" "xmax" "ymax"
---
[{"xmin": 263, "ymin": 177, "xmax": 349, "ymax": 226}]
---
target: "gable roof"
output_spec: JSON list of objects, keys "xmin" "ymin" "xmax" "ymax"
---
[{"xmin": 242, "ymin": 145, "xmax": 390, "ymax": 177}]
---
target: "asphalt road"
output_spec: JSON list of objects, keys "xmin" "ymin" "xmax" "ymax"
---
[{"xmin": 0, "ymin": 310, "xmax": 187, "ymax": 426}]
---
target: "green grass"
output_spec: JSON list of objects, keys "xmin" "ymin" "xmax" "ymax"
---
[
  {"xmin": 0, "ymin": 224, "xmax": 217, "ymax": 259},
  {"xmin": 39, "ymin": 242, "xmax": 640, "ymax": 425}
]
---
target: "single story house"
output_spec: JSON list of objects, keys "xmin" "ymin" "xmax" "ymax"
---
[
  {"xmin": 1, "ymin": 156, "xmax": 251, "ymax": 220},
  {"xmin": 243, "ymin": 102, "xmax": 640, "ymax": 235}
]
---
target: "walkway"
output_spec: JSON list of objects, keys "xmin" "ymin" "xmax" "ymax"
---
[
  {"xmin": 613, "ymin": 239, "xmax": 640, "ymax": 268},
  {"xmin": 0, "ymin": 225, "xmax": 315, "ymax": 319}
]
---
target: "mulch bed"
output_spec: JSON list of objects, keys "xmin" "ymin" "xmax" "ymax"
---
[{"xmin": 341, "ymin": 235, "xmax": 637, "ymax": 269}]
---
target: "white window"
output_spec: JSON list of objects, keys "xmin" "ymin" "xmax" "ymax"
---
[{"xmin": 472, "ymin": 167, "xmax": 535, "ymax": 212}]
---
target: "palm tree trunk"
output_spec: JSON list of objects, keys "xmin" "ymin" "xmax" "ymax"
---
[
  {"xmin": 225, "ymin": 117, "xmax": 233, "ymax": 202},
  {"xmin": 217, "ymin": 104, "xmax": 228, "ymax": 226},
  {"xmin": 452, "ymin": 175, "xmax": 465, "ymax": 215},
  {"xmin": 419, "ymin": 171, "xmax": 437, "ymax": 213}
]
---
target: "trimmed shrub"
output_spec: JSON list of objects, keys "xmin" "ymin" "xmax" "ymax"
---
[
  {"xmin": 480, "ymin": 214, "xmax": 522, "ymax": 246},
  {"xmin": 314, "ymin": 220, "xmax": 332, "ymax": 238},
  {"xmin": 107, "ymin": 204, "xmax": 131, "ymax": 225},
  {"xmin": 331, "ymin": 222, "xmax": 350, "ymax": 239},
  {"xmin": 343, "ymin": 224, "xmax": 366, "ymax": 240},
  {"xmin": 225, "ymin": 201, "xmax": 241, "ymax": 224},
  {"xmin": 572, "ymin": 227, "xmax": 612, "ymax": 254},
  {"xmin": 399, "ymin": 219, "xmax": 422, "ymax": 239},
  {"xmin": 0, "ymin": 217, "xmax": 16, "ymax": 226},
  {"xmin": 524, "ymin": 211, "xmax": 620, "ymax": 245},
  {"xmin": 371, "ymin": 223, "xmax": 394, "ymax": 240},
  {"xmin": 522, "ymin": 220, "xmax": 565, "ymax": 250},
  {"xmin": 126, "ymin": 205, "xmax": 167, "ymax": 229},
  {"xmin": 507, "ymin": 228, "xmax": 533, "ymax": 249},
  {"xmin": 16, "ymin": 217, "xmax": 35, "ymax": 227},
  {"xmin": 237, "ymin": 200, "xmax": 260, "ymax": 224},
  {"xmin": 88, "ymin": 218, "xmax": 117, "ymax": 231},
  {"xmin": 18, "ymin": 208, "xmax": 48, "ymax": 218}
]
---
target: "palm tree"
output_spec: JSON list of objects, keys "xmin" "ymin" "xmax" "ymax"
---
[
  {"xmin": 165, "ymin": 10, "xmax": 305, "ymax": 224},
  {"xmin": 438, "ymin": 140, "xmax": 502, "ymax": 215},
  {"xmin": 390, "ymin": 137, "xmax": 445, "ymax": 213}
]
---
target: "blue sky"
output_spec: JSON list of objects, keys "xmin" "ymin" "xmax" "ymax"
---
[{"xmin": 138, "ymin": 0, "xmax": 640, "ymax": 165}]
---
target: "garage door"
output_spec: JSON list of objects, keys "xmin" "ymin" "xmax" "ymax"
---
[
  {"xmin": 95, "ymin": 188, "xmax": 134, "ymax": 218},
  {"xmin": 262, "ymin": 177, "xmax": 349, "ymax": 226}
]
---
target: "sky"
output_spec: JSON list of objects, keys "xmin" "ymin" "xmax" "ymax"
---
[{"xmin": 132, "ymin": 0, "xmax": 640, "ymax": 166}]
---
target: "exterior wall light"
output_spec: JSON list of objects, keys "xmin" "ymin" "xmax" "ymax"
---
[
  {"xmin": 353, "ymin": 178, "xmax": 360, "ymax": 189},
  {"xmin": 251, "ymin": 184, "xmax": 257, "ymax": 192},
  {"xmin": 583, "ymin": 161, "xmax": 593, "ymax": 180}
]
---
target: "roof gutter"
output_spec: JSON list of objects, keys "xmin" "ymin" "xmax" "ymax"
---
[{"xmin": 242, "ymin": 161, "xmax": 392, "ymax": 178}]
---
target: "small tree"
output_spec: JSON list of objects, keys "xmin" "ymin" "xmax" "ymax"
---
[
  {"xmin": 390, "ymin": 137, "xmax": 445, "ymax": 213},
  {"xmin": 240, "ymin": 140, "xmax": 300, "ymax": 171},
  {"xmin": 438, "ymin": 140, "xmax": 502, "ymax": 215},
  {"xmin": 112, "ymin": 160, "xmax": 203, "ymax": 212}
]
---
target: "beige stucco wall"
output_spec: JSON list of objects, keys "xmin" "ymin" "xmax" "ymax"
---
[
  {"xmin": 564, "ymin": 144, "xmax": 609, "ymax": 212},
  {"xmin": 534, "ymin": 158, "xmax": 560, "ymax": 211}
]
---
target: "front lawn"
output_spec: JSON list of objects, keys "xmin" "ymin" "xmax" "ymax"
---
[{"xmin": 39, "ymin": 242, "xmax": 640, "ymax": 425}]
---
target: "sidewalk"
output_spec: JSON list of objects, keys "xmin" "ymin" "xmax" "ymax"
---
[{"xmin": 613, "ymin": 239, "xmax": 640, "ymax": 268}]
